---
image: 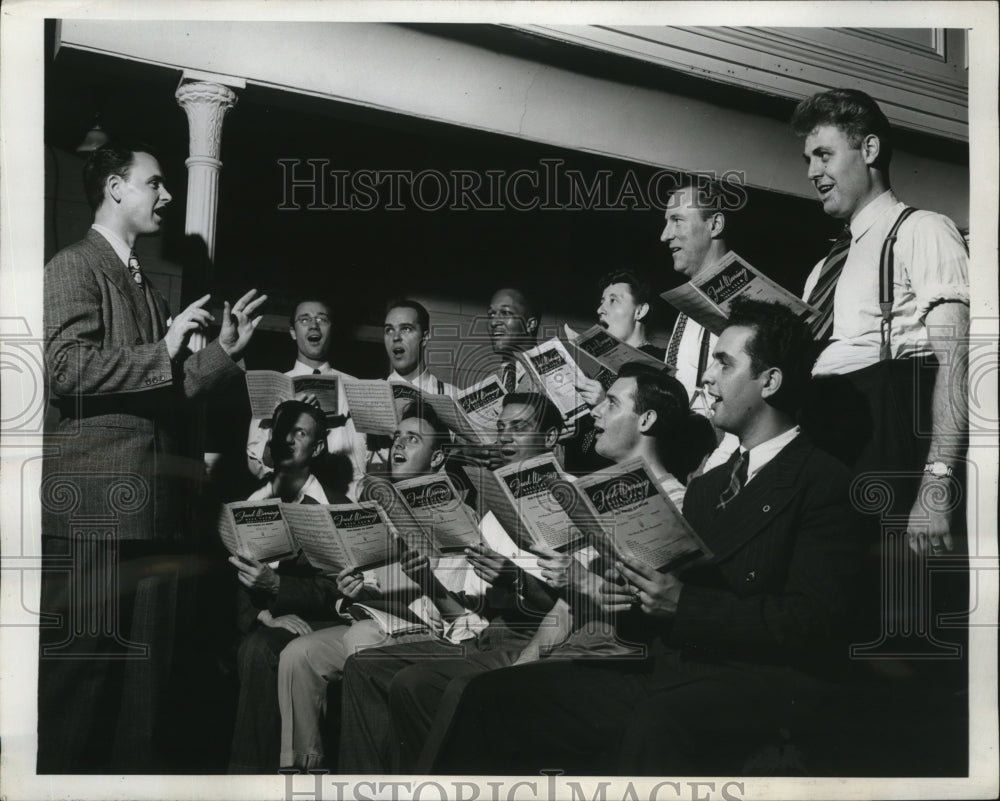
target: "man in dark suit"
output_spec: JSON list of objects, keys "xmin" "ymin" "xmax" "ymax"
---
[
  {"xmin": 430, "ymin": 298, "xmax": 868, "ymax": 776},
  {"xmin": 40, "ymin": 142, "xmax": 266, "ymax": 772}
]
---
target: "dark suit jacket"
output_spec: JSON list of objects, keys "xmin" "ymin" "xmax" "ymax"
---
[
  {"xmin": 42, "ymin": 228, "xmax": 241, "ymax": 542},
  {"xmin": 619, "ymin": 434, "xmax": 866, "ymax": 673}
]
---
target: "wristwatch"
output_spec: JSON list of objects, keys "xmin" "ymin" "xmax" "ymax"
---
[{"xmin": 924, "ymin": 461, "xmax": 954, "ymax": 479}]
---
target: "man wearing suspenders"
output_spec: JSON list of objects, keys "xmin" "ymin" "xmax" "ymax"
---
[
  {"xmin": 367, "ymin": 299, "xmax": 457, "ymax": 472},
  {"xmin": 793, "ymin": 90, "xmax": 969, "ymax": 698},
  {"xmin": 793, "ymin": 88, "xmax": 969, "ymax": 558}
]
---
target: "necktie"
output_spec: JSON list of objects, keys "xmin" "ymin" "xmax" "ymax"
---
[
  {"xmin": 313, "ymin": 369, "xmax": 321, "ymax": 375},
  {"xmin": 665, "ymin": 313, "xmax": 688, "ymax": 370},
  {"xmin": 127, "ymin": 250, "xmax": 143, "ymax": 285},
  {"xmin": 716, "ymin": 449, "xmax": 748, "ymax": 510},
  {"xmin": 500, "ymin": 361, "xmax": 516, "ymax": 394},
  {"xmin": 806, "ymin": 227, "xmax": 852, "ymax": 340}
]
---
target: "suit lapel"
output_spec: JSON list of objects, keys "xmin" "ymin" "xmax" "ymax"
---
[
  {"xmin": 701, "ymin": 435, "xmax": 811, "ymax": 562},
  {"xmin": 86, "ymin": 229, "xmax": 154, "ymax": 338}
]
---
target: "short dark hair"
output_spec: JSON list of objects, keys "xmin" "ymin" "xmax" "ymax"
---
[
  {"xmin": 399, "ymin": 403, "xmax": 449, "ymax": 447},
  {"xmin": 599, "ymin": 269, "xmax": 653, "ymax": 310},
  {"xmin": 669, "ymin": 173, "xmax": 727, "ymax": 221},
  {"xmin": 82, "ymin": 142, "xmax": 160, "ymax": 212},
  {"xmin": 616, "ymin": 362, "xmax": 704, "ymax": 479},
  {"xmin": 385, "ymin": 298, "xmax": 430, "ymax": 334},
  {"xmin": 616, "ymin": 362, "xmax": 689, "ymax": 433},
  {"xmin": 726, "ymin": 298, "xmax": 817, "ymax": 415},
  {"xmin": 669, "ymin": 413, "xmax": 718, "ymax": 485},
  {"xmin": 790, "ymin": 88, "xmax": 893, "ymax": 171},
  {"xmin": 492, "ymin": 286, "xmax": 540, "ymax": 324},
  {"xmin": 289, "ymin": 298, "xmax": 334, "ymax": 327},
  {"xmin": 271, "ymin": 400, "xmax": 327, "ymax": 445},
  {"xmin": 502, "ymin": 391, "xmax": 562, "ymax": 435}
]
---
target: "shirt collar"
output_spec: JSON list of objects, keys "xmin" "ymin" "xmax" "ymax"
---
[
  {"xmin": 253, "ymin": 472, "xmax": 328, "ymax": 504},
  {"xmin": 743, "ymin": 426, "xmax": 800, "ymax": 483},
  {"xmin": 90, "ymin": 224, "xmax": 132, "ymax": 267},
  {"xmin": 289, "ymin": 360, "xmax": 332, "ymax": 376},
  {"xmin": 388, "ymin": 367, "xmax": 430, "ymax": 384},
  {"xmin": 849, "ymin": 190, "xmax": 899, "ymax": 241}
]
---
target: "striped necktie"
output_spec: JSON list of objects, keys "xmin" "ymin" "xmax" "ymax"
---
[
  {"xmin": 806, "ymin": 227, "xmax": 852, "ymax": 340},
  {"xmin": 127, "ymin": 250, "xmax": 143, "ymax": 285},
  {"xmin": 716, "ymin": 449, "xmax": 748, "ymax": 510},
  {"xmin": 665, "ymin": 312, "xmax": 688, "ymax": 370},
  {"xmin": 500, "ymin": 361, "xmax": 516, "ymax": 393}
]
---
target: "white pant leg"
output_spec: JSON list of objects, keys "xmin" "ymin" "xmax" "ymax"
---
[
  {"xmin": 277, "ymin": 622, "xmax": 358, "ymax": 769},
  {"xmin": 278, "ymin": 620, "xmax": 431, "ymax": 768}
]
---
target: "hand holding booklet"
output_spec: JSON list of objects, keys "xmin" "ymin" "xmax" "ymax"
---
[
  {"xmin": 218, "ymin": 499, "xmax": 400, "ymax": 573},
  {"xmin": 660, "ymin": 251, "xmax": 819, "ymax": 335}
]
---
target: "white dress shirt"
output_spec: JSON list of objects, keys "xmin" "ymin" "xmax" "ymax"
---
[
  {"xmin": 802, "ymin": 190, "xmax": 969, "ymax": 376},
  {"xmin": 666, "ymin": 316, "xmax": 739, "ymax": 473},
  {"xmin": 739, "ymin": 425, "xmax": 801, "ymax": 486},
  {"xmin": 246, "ymin": 360, "xmax": 368, "ymax": 499}
]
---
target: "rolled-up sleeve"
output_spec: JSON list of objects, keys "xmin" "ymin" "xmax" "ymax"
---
[{"xmin": 901, "ymin": 212, "xmax": 969, "ymax": 323}]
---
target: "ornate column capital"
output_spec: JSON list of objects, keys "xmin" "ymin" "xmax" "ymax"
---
[{"xmin": 174, "ymin": 80, "xmax": 237, "ymax": 162}]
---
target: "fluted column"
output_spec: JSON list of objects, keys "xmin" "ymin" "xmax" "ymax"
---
[{"xmin": 175, "ymin": 80, "xmax": 237, "ymax": 261}]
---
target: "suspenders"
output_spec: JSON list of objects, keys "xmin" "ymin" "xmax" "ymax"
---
[{"xmin": 878, "ymin": 206, "xmax": 918, "ymax": 362}]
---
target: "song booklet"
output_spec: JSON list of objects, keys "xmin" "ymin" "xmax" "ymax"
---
[
  {"xmin": 517, "ymin": 338, "xmax": 590, "ymax": 425},
  {"xmin": 463, "ymin": 453, "xmax": 588, "ymax": 553},
  {"xmin": 342, "ymin": 379, "xmax": 495, "ymax": 444},
  {"xmin": 660, "ymin": 251, "xmax": 820, "ymax": 335},
  {"xmin": 566, "ymin": 324, "xmax": 671, "ymax": 381},
  {"xmin": 358, "ymin": 472, "xmax": 482, "ymax": 556},
  {"xmin": 245, "ymin": 370, "xmax": 340, "ymax": 422},
  {"xmin": 218, "ymin": 499, "xmax": 399, "ymax": 573},
  {"xmin": 568, "ymin": 458, "xmax": 713, "ymax": 573}
]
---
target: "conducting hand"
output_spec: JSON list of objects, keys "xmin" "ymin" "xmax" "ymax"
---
[
  {"xmin": 164, "ymin": 294, "xmax": 213, "ymax": 359},
  {"xmin": 219, "ymin": 289, "xmax": 268, "ymax": 359}
]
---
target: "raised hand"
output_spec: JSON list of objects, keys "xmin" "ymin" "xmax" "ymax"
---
[
  {"xmin": 219, "ymin": 289, "xmax": 268, "ymax": 359},
  {"xmin": 164, "ymin": 293, "xmax": 213, "ymax": 359}
]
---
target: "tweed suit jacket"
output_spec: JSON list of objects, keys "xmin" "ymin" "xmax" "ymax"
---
[{"xmin": 43, "ymin": 228, "xmax": 242, "ymax": 542}]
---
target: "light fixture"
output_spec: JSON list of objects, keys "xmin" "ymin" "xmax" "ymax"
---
[{"xmin": 75, "ymin": 115, "xmax": 110, "ymax": 154}]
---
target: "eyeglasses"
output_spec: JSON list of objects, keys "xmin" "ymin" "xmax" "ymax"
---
[{"xmin": 295, "ymin": 314, "xmax": 331, "ymax": 326}]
